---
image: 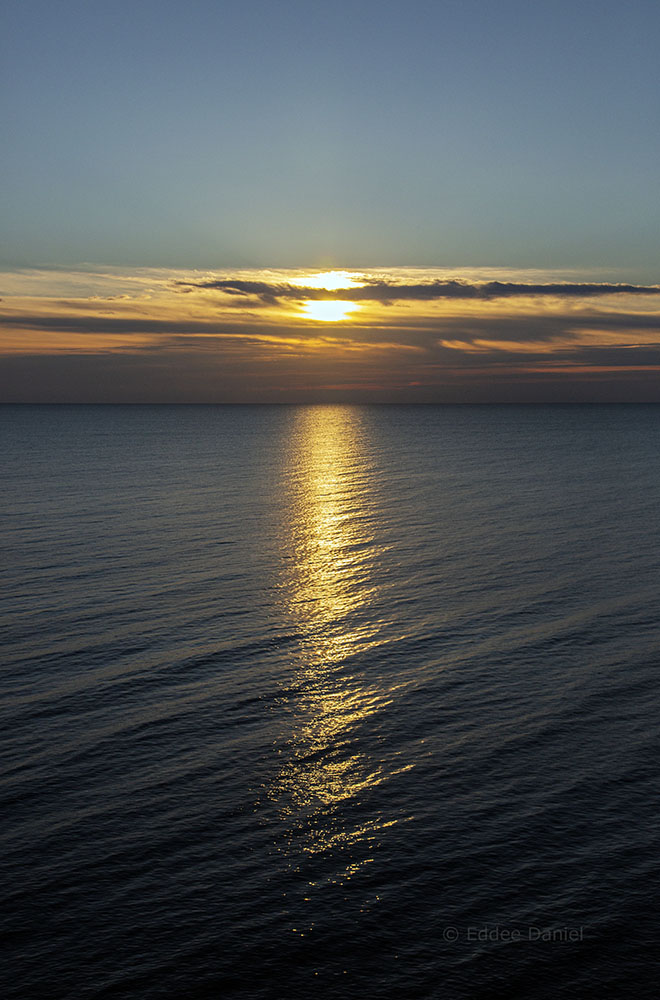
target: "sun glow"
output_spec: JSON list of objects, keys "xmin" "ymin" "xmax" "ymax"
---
[
  {"xmin": 302, "ymin": 300, "xmax": 360, "ymax": 322},
  {"xmin": 300, "ymin": 270, "xmax": 363, "ymax": 290}
]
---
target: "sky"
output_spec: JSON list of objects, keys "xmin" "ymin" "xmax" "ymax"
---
[{"xmin": 1, "ymin": 0, "xmax": 659, "ymax": 402}]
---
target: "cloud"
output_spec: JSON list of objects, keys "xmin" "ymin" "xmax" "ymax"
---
[
  {"xmin": 0, "ymin": 312, "xmax": 422, "ymax": 358},
  {"xmin": 178, "ymin": 276, "xmax": 660, "ymax": 304}
]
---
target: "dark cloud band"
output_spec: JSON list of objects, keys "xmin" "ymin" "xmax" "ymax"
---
[{"xmin": 177, "ymin": 277, "xmax": 660, "ymax": 304}]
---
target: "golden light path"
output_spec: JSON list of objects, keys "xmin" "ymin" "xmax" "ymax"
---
[{"xmin": 271, "ymin": 406, "xmax": 412, "ymax": 885}]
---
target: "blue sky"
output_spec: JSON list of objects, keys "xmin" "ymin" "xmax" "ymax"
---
[{"xmin": 3, "ymin": 0, "xmax": 659, "ymax": 275}]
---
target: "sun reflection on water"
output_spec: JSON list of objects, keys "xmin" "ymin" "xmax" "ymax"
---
[{"xmin": 271, "ymin": 407, "xmax": 411, "ymax": 875}]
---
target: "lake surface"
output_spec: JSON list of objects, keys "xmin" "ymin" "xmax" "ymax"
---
[{"xmin": 2, "ymin": 404, "xmax": 660, "ymax": 999}]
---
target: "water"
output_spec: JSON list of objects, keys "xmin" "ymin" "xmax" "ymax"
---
[{"xmin": 2, "ymin": 404, "xmax": 660, "ymax": 999}]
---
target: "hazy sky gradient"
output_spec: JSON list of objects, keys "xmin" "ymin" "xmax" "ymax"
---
[{"xmin": 3, "ymin": 0, "xmax": 660, "ymax": 274}]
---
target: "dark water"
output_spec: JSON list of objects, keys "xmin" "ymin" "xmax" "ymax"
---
[{"xmin": 2, "ymin": 404, "xmax": 660, "ymax": 999}]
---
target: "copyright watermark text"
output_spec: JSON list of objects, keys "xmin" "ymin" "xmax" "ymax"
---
[{"xmin": 443, "ymin": 925, "xmax": 585, "ymax": 944}]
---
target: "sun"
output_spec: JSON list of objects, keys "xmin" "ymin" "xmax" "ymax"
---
[{"xmin": 302, "ymin": 300, "xmax": 360, "ymax": 322}]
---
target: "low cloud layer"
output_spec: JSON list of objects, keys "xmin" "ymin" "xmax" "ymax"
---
[{"xmin": 2, "ymin": 266, "xmax": 660, "ymax": 402}]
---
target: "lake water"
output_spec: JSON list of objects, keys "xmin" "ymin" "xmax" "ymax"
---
[{"xmin": 3, "ymin": 404, "xmax": 660, "ymax": 999}]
